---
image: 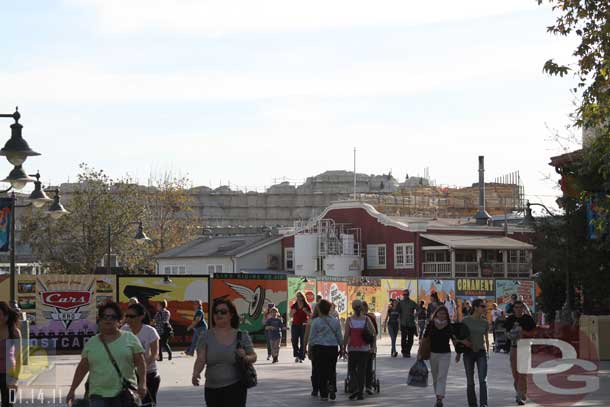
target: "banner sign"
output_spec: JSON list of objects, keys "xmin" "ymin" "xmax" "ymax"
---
[
  {"xmin": 496, "ymin": 280, "xmax": 536, "ymax": 312},
  {"xmin": 455, "ymin": 279, "xmax": 495, "ymax": 297},
  {"xmin": 0, "ymin": 198, "xmax": 12, "ymax": 252}
]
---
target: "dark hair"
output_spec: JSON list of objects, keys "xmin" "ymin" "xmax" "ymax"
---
[
  {"xmin": 317, "ymin": 299, "xmax": 331, "ymax": 316},
  {"xmin": 128, "ymin": 303, "xmax": 151, "ymax": 325},
  {"xmin": 472, "ymin": 299, "xmax": 485, "ymax": 309},
  {"xmin": 430, "ymin": 305, "xmax": 449, "ymax": 321},
  {"xmin": 420, "ymin": 300, "xmax": 425, "ymax": 306},
  {"xmin": 362, "ymin": 301, "xmax": 369, "ymax": 311},
  {"xmin": 513, "ymin": 300, "xmax": 525, "ymax": 307},
  {"xmin": 159, "ymin": 300, "xmax": 167, "ymax": 309},
  {"xmin": 431, "ymin": 292, "xmax": 439, "ymax": 301},
  {"xmin": 98, "ymin": 301, "xmax": 123, "ymax": 321},
  {"xmin": 0, "ymin": 301, "xmax": 18, "ymax": 333},
  {"xmin": 212, "ymin": 298, "xmax": 239, "ymax": 329}
]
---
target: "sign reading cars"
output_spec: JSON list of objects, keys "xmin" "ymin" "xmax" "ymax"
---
[{"xmin": 41, "ymin": 291, "xmax": 92, "ymax": 310}]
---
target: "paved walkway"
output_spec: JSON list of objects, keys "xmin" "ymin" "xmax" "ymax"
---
[{"xmin": 12, "ymin": 336, "xmax": 610, "ymax": 406}]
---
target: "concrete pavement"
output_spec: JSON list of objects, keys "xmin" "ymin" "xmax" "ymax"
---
[{"xmin": 11, "ymin": 336, "xmax": 610, "ymax": 406}]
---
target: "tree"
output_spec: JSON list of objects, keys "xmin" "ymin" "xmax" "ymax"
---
[{"xmin": 22, "ymin": 164, "xmax": 148, "ymax": 274}]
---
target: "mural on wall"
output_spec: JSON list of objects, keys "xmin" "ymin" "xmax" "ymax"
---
[
  {"xmin": 21, "ymin": 274, "xmax": 116, "ymax": 351},
  {"xmin": 496, "ymin": 280, "xmax": 536, "ymax": 313},
  {"xmin": 317, "ymin": 278, "xmax": 348, "ymax": 320},
  {"xmin": 0, "ymin": 275, "xmax": 9, "ymax": 301},
  {"xmin": 118, "ymin": 275, "xmax": 209, "ymax": 346},
  {"xmin": 212, "ymin": 274, "xmax": 287, "ymax": 341},
  {"xmin": 287, "ymin": 276, "xmax": 316, "ymax": 326},
  {"xmin": 380, "ymin": 279, "xmax": 417, "ymax": 319},
  {"xmin": 347, "ymin": 278, "xmax": 384, "ymax": 313},
  {"xmin": 455, "ymin": 278, "xmax": 496, "ymax": 322},
  {"xmin": 418, "ymin": 279, "xmax": 456, "ymax": 305}
]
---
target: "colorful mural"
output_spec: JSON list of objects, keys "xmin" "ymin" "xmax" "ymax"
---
[
  {"xmin": 212, "ymin": 274, "xmax": 287, "ymax": 341},
  {"xmin": 455, "ymin": 278, "xmax": 496, "ymax": 322},
  {"xmin": 0, "ymin": 275, "xmax": 9, "ymax": 301},
  {"xmin": 347, "ymin": 278, "xmax": 385, "ymax": 314},
  {"xmin": 418, "ymin": 279, "xmax": 456, "ymax": 305},
  {"xmin": 380, "ymin": 278, "xmax": 417, "ymax": 319},
  {"xmin": 317, "ymin": 278, "xmax": 348, "ymax": 320},
  {"xmin": 496, "ymin": 280, "xmax": 536, "ymax": 312},
  {"xmin": 21, "ymin": 274, "xmax": 116, "ymax": 351},
  {"xmin": 118, "ymin": 275, "xmax": 209, "ymax": 346},
  {"xmin": 287, "ymin": 276, "xmax": 316, "ymax": 324}
]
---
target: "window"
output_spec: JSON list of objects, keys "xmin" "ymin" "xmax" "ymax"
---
[
  {"xmin": 394, "ymin": 243, "xmax": 415, "ymax": 268},
  {"xmin": 455, "ymin": 250, "xmax": 477, "ymax": 262},
  {"xmin": 367, "ymin": 244, "xmax": 386, "ymax": 269},
  {"xmin": 424, "ymin": 250, "xmax": 449, "ymax": 262},
  {"xmin": 509, "ymin": 250, "xmax": 528, "ymax": 263},
  {"xmin": 284, "ymin": 248, "xmax": 294, "ymax": 270},
  {"xmin": 163, "ymin": 265, "xmax": 186, "ymax": 275},
  {"xmin": 207, "ymin": 264, "xmax": 223, "ymax": 274}
]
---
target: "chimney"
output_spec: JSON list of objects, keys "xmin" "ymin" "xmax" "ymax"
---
[{"xmin": 475, "ymin": 155, "xmax": 491, "ymax": 225}]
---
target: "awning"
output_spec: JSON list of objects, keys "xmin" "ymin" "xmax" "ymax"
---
[{"xmin": 421, "ymin": 234, "xmax": 534, "ymax": 250}]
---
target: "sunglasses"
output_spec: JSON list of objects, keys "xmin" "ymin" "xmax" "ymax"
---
[
  {"xmin": 214, "ymin": 309, "xmax": 229, "ymax": 316},
  {"xmin": 101, "ymin": 314, "xmax": 119, "ymax": 321},
  {"xmin": 125, "ymin": 314, "xmax": 138, "ymax": 319}
]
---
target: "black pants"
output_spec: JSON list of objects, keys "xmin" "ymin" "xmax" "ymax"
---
[
  {"xmin": 310, "ymin": 346, "xmax": 319, "ymax": 393},
  {"xmin": 348, "ymin": 351, "xmax": 369, "ymax": 396},
  {"xmin": 400, "ymin": 325, "xmax": 416, "ymax": 356},
  {"xmin": 0, "ymin": 374, "xmax": 13, "ymax": 407},
  {"xmin": 204, "ymin": 381, "xmax": 247, "ymax": 407},
  {"xmin": 365, "ymin": 353, "xmax": 375, "ymax": 389},
  {"xmin": 291, "ymin": 324, "xmax": 306, "ymax": 360},
  {"xmin": 159, "ymin": 333, "xmax": 172, "ymax": 360},
  {"xmin": 142, "ymin": 371, "xmax": 160, "ymax": 407},
  {"xmin": 313, "ymin": 345, "xmax": 338, "ymax": 398}
]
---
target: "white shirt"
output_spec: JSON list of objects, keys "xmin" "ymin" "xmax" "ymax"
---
[
  {"xmin": 491, "ymin": 309, "xmax": 504, "ymax": 322},
  {"xmin": 444, "ymin": 299, "xmax": 457, "ymax": 320},
  {"xmin": 122, "ymin": 324, "xmax": 160, "ymax": 373}
]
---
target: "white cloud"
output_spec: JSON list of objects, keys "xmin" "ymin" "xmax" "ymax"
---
[{"xmin": 76, "ymin": 0, "xmax": 538, "ymax": 34}]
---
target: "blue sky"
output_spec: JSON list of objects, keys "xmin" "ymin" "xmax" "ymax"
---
[{"xmin": 0, "ymin": 0, "xmax": 580, "ymax": 211}]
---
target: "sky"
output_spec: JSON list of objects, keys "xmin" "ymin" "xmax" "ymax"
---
[{"xmin": 0, "ymin": 0, "xmax": 581, "ymax": 212}]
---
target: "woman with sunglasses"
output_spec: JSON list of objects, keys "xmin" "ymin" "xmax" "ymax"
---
[
  {"xmin": 122, "ymin": 303, "xmax": 160, "ymax": 407},
  {"xmin": 67, "ymin": 302, "xmax": 147, "ymax": 407},
  {"xmin": 192, "ymin": 298, "xmax": 257, "ymax": 407},
  {"xmin": 456, "ymin": 298, "xmax": 490, "ymax": 407}
]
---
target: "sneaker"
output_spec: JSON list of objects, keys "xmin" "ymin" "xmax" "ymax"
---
[
  {"xmin": 295, "ymin": 357, "xmax": 300, "ymax": 363},
  {"xmin": 273, "ymin": 356, "xmax": 278, "ymax": 363},
  {"xmin": 267, "ymin": 355, "xmax": 271, "ymax": 360},
  {"xmin": 435, "ymin": 400, "xmax": 443, "ymax": 407},
  {"xmin": 365, "ymin": 388, "xmax": 373, "ymax": 395},
  {"xmin": 516, "ymin": 398, "xmax": 525, "ymax": 406},
  {"xmin": 329, "ymin": 391, "xmax": 336, "ymax": 400}
]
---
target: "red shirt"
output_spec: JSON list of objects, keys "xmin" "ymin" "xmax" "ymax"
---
[{"xmin": 291, "ymin": 303, "xmax": 311, "ymax": 325}]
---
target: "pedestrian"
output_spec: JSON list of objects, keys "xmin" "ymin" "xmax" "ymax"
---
[
  {"xmin": 456, "ymin": 298, "xmax": 490, "ymax": 407},
  {"xmin": 67, "ymin": 302, "xmax": 147, "ymax": 407},
  {"xmin": 312, "ymin": 294, "xmax": 323, "ymax": 315},
  {"xmin": 264, "ymin": 307, "xmax": 283, "ymax": 363},
  {"xmin": 397, "ymin": 289, "xmax": 417, "ymax": 358},
  {"xmin": 0, "ymin": 301, "xmax": 22, "ymax": 407},
  {"xmin": 383, "ymin": 299, "xmax": 399, "ymax": 357},
  {"xmin": 263, "ymin": 303, "xmax": 275, "ymax": 361},
  {"xmin": 461, "ymin": 300, "xmax": 473, "ymax": 320},
  {"xmin": 418, "ymin": 305, "xmax": 455, "ymax": 407},
  {"xmin": 185, "ymin": 300, "xmax": 208, "ymax": 357},
  {"xmin": 362, "ymin": 301, "xmax": 378, "ymax": 396},
  {"xmin": 290, "ymin": 291, "xmax": 312, "ymax": 363},
  {"xmin": 329, "ymin": 303, "xmax": 340, "ymax": 320},
  {"xmin": 490, "ymin": 303, "xmax": 503, "ymax": 344},
  {"xmin": 153, "ymin": 300, "xmax": 173, "ymax": 361},
  {"xmin": 505, "ymin": 301, "xmax": 536, "ymax": 405},
  {"xmin": 343, "ymin": 299, "xmax": 376, "ymax": 401},
  {"xmin": 417, "ymin": 301, "xmax": 427, "ymax": 338},
  {"xmin": 122, "ymin": 303, "xmax": 161, "ymax": 407},
  {"xmin": 428, "ymin": 292, "xmax": 441, "ymax": 316},
  {"xmin": 505, "ymin": 294, "xmax": 518, "ymax": 316},
  {"xmin": 444, "ymin": 294, "xmax": 457, "ymax": 322},
  {"xmin": 306, "ymin": 299, "xmax": 343, "ymax": 401},
  {"xmin": 192, "ymin": 298, "xmax": 257, "ymax": 407},
  {"xmin": 304, "ymin": 304, "xmax": 321, "ymax": 396}
]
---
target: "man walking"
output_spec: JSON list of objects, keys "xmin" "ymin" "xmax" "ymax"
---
[
  {"xmin": 184, "ymin": 300, "xmax": 207, "ymax": 356},
  {"xmin": 444, "ymin": 293, "xmax": 457, "ymax": 322},
  {"xmin": 505, "ymin": 300, "xmax": 536, "ymax": 405},
  {"xmin": 397, "ymin": 289, "xmax": 417, "ymax": 358}
]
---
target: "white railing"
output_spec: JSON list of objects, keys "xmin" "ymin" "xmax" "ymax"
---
[
  {"xmin": 455, "ymin": 262, "xmax": 479, "ymax": 278},
  {"xmin": 507, "ymin": 263, "xmax": 532, "ymax": 278},
  {"xmin": 422, "ymin": 262, "xmax": 452, "ymax": 278},
  {"xmin": 491, "ymin": 263, "xmax": 505, "ymax": 278}
]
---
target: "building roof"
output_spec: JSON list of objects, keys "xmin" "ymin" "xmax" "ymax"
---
[
  {"xmin": 549, "ymin": 149, "xmax": 583, "ymax": 168},
  {"xmin": 421, "ymin": 234, "xmax": 534, "ymax": 250},
  {"xmin": 155, "ymin": 234, "xmax": 283, "ymax": 259}
]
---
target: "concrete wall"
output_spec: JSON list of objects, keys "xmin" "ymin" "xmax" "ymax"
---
[
  {"xmin": 157, "ymin": 257, "xmax": 233, "ymax": 275},
  {"xmin": 235, "ymin": 241, "xmax": 283, "ymax": 272}
]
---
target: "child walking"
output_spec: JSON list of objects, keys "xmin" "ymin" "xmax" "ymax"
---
[{"xmin": 265, "ymin": 307, "xmax": 284, "ymax": 363}]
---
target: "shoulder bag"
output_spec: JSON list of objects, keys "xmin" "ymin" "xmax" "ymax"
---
[
  {"xmin": 361, "ymin": 318, "xmax": 376, "ymax": 345},
  {"xmin": 236, "ymin": 331, "xmax": 258, "ymax": 389},
  {"xmin": 321, "ymin": 317, "xmax": 343, "ymax": 346},
  {"xmin": 99, "ymin": 335, "xmax": 142, "ymax": 407},
  {"xmin": 418, "ymin": 326, "xmax": 431, "ymax": 360}
]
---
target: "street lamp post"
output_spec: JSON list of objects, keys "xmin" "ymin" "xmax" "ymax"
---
[
  {"xmin": 106, "ymin": 221, "xmax": 151, "ymax": 274},
  {"xmin": 0, "ymin": 108, "xmax": 69, "ymax": 303}
]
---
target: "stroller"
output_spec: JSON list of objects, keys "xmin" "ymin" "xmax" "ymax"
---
[
  {"xmin": 493, "ymin": 318, "xmax": 510, "ymax": 353},
  {"xmin": 344, "ymin": 354, "xmax": 381, "ymax": 394}
]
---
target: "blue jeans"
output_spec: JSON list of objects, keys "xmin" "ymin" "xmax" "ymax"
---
[
  {"xmin": 291, "ymin": 324, "xmax": 306, "ymax": 360},
  {"xmin": 388, "ymin": 323, "xmax": 398, "ymax": 354},
  {"xmin": 463, "ymin": 350, "xmax": 488, "ymax": 407},
  {"xmin": 186, "ymin": 326, "xmax": 205, "ymax": 355}
]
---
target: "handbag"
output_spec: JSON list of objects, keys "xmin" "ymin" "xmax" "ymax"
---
[
  {"xmin": 360, "ymin": 318, "xmax": 375, "ymax": 345},
  {"xmin": 418, "ymin": 327, "xmax": 431, "ymax": 360},
  {"xmin": 236, "ymin": 331, "xmax": 258, "ymax": 389},
  {"xmin": 99, "ymin": 336, "xmax": 142, "ymax": 407}
]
